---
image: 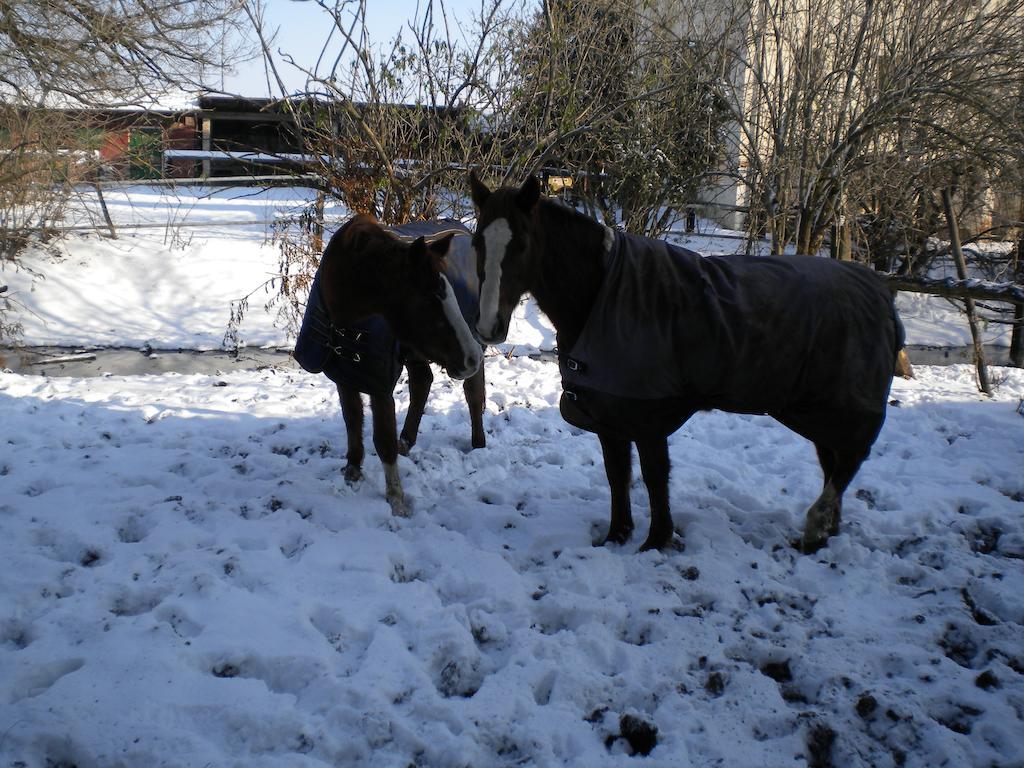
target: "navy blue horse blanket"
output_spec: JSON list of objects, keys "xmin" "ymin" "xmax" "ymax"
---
[
  {"xmin": 293, "ymin": 219, "xmax": 479, "ymax": 395},
  {"xmin": 559, "ymin": 229, "xmax": 904, "ymax": 437}
]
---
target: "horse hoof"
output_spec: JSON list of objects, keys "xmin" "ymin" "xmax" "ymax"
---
[
  {"xmin": 397, "ymin": 437, "xmax": 413, "ymax": 456},
  {"xmin": 389, "ymin": 496, "xmax": 413, "ymax": 518},
  {"xmin": 596, "ymin": 525, "xmax": 634, "ymax": 547},
  {"xmin": 638, "ymin": 528, "xmax": 676, "ymax": 552},
  {"xmin": 800, "ymin": 533, "xmax": 829, "ymax": 555},
  {"xmin": 343, "ymin": 465, "xmax": 363, "ymax": 485}
]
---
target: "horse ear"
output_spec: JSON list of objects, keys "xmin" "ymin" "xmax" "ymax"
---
[
  {"xmin": 408, "ymin": 236, "xmax": 436, "ymax": 284},
  {"xmin": 409, "ymin": 235, "xmax": 427, "ymax": 258},
  {"xmin": 516, "ymin": 175, "xmax": 541, "ymax": 212},
  {"xmin": 427, "ymin": 232, "xmax": 455, "ymax": 260},
  {"xmin": 469, "ymin": 170, "xmax": 491, "ymax": 208}
]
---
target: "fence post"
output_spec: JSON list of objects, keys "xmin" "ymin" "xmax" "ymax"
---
[
  {"xmin": 92, "ymin": 182, "xmax": 117, "ymax": 239},
  {"xmin": 201, "ymin": 115, "xmax": 212, "ymax": 179},
  {"xmin": 312, "ymin": 191, "xmax": 325, "ymax": 254},
  {"xmin": 942, "ymin": 186, "xmax": 992, "ymax": 395}
]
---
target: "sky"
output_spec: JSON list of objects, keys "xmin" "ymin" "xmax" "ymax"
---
[{"xmin": 223, "ymin": 0, "xmax": 509, "ymax": 97}]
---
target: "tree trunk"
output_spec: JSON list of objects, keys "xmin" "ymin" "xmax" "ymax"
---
[
  {"xmin": 829, "ymin": 221, "xmax": 852, "ymax": 260},
  {"xmin": 797, "ymin": 208, "xmax": 813, "ymax": 255},
  {"xmin": 201, "ymin": 116, "xmax": 212, "ymax": 179},
  {"xmin": 1011, "ymin": 227, "xmax": 1023, "ymax": 368},
  {"xmin": 837, "ymin": 221, "xmax": 852, "ymax": 261},
  {"xmin": 883, "ymin": 275, "xmax": 1024, "ymax": 304},
  {"xmin": 1012, "ymin": 303, "xmax": 1024, "ymax": 368}
]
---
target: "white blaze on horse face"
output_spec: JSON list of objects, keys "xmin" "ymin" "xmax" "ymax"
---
[
  {"xmin": 438, "ymin": 274, "xmax": 482, "ymax": 379},
  {"xmin": 478, "ymin": 218, "xmax": 512, "ymax": 340}
]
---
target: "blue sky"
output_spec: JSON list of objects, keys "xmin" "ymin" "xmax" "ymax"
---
[{"xmin": 224, "ymin": 0, "xmax": 496, "ymax": 96}]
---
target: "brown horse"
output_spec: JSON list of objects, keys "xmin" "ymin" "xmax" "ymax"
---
[
  {"xmin": 295, "ymin": 214, "xmax": 485, "ymax": 516},
  {"xmin": 469, "ymin": 173, "xmax": 904, "ymax": 554}
]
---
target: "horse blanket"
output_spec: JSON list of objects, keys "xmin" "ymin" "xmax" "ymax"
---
[
  {"xmin": 293, "ymin": 219, "xmax": 479, "ymax": 396},
  {"xmin": 559, "ymin": 229, "xmax": 904, "ymax": 433}
]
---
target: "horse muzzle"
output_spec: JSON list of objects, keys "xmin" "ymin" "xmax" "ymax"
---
[
  {"xmin": 447, "ymin": 347, "xmax": 483, "ymax": 380},
  {"xmin": 475, "ymin": 317, "xmax": 508, "ymax": 346}
]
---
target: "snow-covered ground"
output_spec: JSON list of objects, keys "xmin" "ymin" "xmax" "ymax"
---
[
  {"xmin": 1, "ymin": 185, "xmax": 1023, "ymax": 767},
  {"xmin": 1, "ymin": 185, "xmax": 338, "ymax": 351},
  {"xmin": 2, "ymin": 360, "xmax": 1023, "ymax": 767},
  {"xmin": 1, "ymin": 185, "xmax": 1015, "ymax": 353}
]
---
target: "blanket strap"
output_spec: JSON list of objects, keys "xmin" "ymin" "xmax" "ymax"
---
[{"xmin": 304, "ymin": 303, "xmax": 367, "ymax": 364}]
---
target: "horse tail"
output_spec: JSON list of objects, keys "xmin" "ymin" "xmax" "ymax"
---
[
  {"xmin": 891, "ymin": 299, "xmax": 912, "ymax": 378},
  {"xmin": 893, "ymin": 302, "xmax": 906, "ymax": 356}
]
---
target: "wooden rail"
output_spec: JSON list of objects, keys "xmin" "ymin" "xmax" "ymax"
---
[{"xmin": 883, "ymin": 274, "xmax": 1024, "ymax": 306}]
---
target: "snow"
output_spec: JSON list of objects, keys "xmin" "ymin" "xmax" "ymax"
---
[
  {"xmin": 1, "ymin": 185, "xmax": 1023, "ymax": 767},
  {"xmin": 2, "ymin": 185, "xmax": 333, "ymax": 350},
  {"xmin": 2, "ymin": 185, "xmax": 1013, "ymax": 353}
]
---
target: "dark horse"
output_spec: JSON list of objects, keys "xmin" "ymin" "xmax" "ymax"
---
[
  {"xmin": 294, "ymin": 214, "xmax": 485, "ymax": 516},
  {"xmin": 469, "ymin": 173, "xmax": 904, "ymax": 554}
]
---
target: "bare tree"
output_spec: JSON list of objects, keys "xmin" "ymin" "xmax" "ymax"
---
[
  {"xmin": 244, "ymin": 0, "xmax": 735, "ymax": 232},
  {"xmin": 0, "ymin": 108, "xmax": 82, "ymax": 253},
  {"xmin": 243, "ymin": 0, "xmax": 518, "ymax": 223},
  {"xmin": 499, "ymin": 0, "xmax": 736, "ymax": 236},
  {"xmin": 0, "ymin": 0, "xmax": 248, "ymax": 108},
  {"xmin": 715, "ymin": 0, "xmax": 1024, "ymax": 258},
  {"xmin": 236, "ymin": 0, "xmax": 524, "ymax": 336}
]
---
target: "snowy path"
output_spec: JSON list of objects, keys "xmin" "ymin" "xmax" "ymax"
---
[{"xmin": 2, "ymin": 359, "xmax": 1023, "ymax": 767}]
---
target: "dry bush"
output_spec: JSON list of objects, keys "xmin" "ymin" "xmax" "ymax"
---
[{"xmin": 502, "ymin": 0, "xmax": 736, "ymax": 236}]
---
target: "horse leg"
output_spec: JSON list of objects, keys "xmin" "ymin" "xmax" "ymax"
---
[
  {"xmin": 338, "ymin": 384, "xmax": 365, "ymax": 485},
  {"xmin": 399, "ymin": 360, "xmax": 433, "ymax": 455},
  {"xmin": 369, "ymin": 392, "xmax": 410, "ymax": 517},
  {"xmin": 597, "ymin": 433, "xmax": 634, "ymax": 546},
  {"xmin": 636, "ymin": 435, "xmax": 674, "ymax": 551},
  {"xmin": 801, "ymin": 443, "xmax": 839, "ymax": 553},
  {"xmin": 815, "ymin": 442, "xmax": 838, "ymax": 484},
  {"xmin": 776, "ymin": 409, "xmax": 885, "ymax": 554},
  {"xmin": 802, "ymin": 445, "xmax": 871, "ymax": 554},
  {"xmin": 463, "ymin": 361, "xmax": 486, "ymax": 449}
]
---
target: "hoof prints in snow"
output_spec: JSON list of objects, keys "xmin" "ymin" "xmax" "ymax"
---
[
  {"xmin": 9, "ymin": 658, "xmax": 85, "ymax": 703},
  {"xmin": 0, "ymin": 362, "xmax": 1023, "ymax": 766}
]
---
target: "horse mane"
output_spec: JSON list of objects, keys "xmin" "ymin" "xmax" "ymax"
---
[
  {"xmin": 332, "ymin": 214, "xmax": 401, "ymax": 262},
  {"xmin": 331, "ymin": 213, "xmax": 462, "ymax": 254},
  {"xmin": 319, "ymin": 213, "xmax": 460, "ymax": 328},
  {"xmin": 319, "ymin": 214, "xmax": 407, "ymax": 324},
  {"xmin": 538, "ymin": 196, "xmax": 607, "ymax": 235},
  {"xmin": 528, "ymin": 196, "xmax": 609, "ymax": 350}
]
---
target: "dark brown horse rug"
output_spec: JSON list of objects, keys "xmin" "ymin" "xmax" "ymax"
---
[
  {"xmin": 559, "ymin": 229, "xmax": 905, "ymax": 438},
  {"xmin": 294, "ymin": 219, "xmax": 479, "ymax": 395}
]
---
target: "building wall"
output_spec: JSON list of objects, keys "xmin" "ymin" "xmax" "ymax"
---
[
  {"xmin": 165, "ymin": 116, "xmax": 199, "ymax": 179},
  {"xmin": 645, "ymin": 0, "xmax": 752, "ymax": 230},
  {"xmin": 99, "ymin": 130, "xmax": 132, "ymax": 177}
]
